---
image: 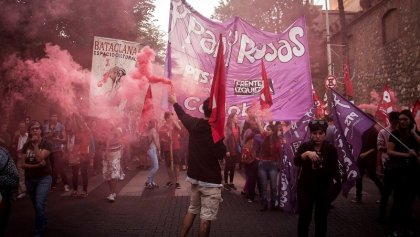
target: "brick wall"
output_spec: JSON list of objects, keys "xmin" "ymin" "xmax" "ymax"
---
[{"xmin": 331, "ymin": 0, "xmax": 420, "ymax": 106}]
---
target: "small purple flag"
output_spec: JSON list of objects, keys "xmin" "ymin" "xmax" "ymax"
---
[
  {"xmin": 279, "ymin": 106, "xmax": 315, "ymax": 213},
  {"xmin": 331, "ymin": 89, "xmax": 375, "ymax": 196}
]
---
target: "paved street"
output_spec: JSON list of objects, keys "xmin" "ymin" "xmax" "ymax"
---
[{"xmin": 6, "ymin": 160, "xmax": 420, "ymax": 237}]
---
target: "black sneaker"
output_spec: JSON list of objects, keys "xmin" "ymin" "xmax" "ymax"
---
[
  {"xmin": 175, "ymin": 183, "xmax": 181, "ymax": 189},
  {"xmin": 166, "ymin": 181, "xmax": 173, "ymax": 187},
  {"xmin": 229, "ymin": 183, "xmax": 237, "ymax": 190},
  {"xmin": 223, "ymin": 184, "xmax": 231, "ymax": 191}
]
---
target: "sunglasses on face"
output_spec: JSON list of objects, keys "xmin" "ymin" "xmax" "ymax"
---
[{"xmin": 309, "ymin": 120, "xmax": 326, "ymax": 126}]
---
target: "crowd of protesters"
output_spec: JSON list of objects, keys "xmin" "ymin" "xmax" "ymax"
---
[{"xmin": 0, "ymin": 104, "xmax": 419, "ymax": 237}]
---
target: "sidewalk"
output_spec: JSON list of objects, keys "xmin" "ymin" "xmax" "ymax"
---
[{"xmin": 5, "ymin": 161, "xmax": 420, "ymax": 237}]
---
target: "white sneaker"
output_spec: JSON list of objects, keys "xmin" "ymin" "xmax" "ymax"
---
[
  {"xmin": 106, "ymin": 193, "xmax": 115, "ymax": 202},
  {"xmin": 64, "ymin": 185, "xmax": 71, "ymax": 192},
  {"xmin": 17, "ymin": 192, "xmax": 26, "ymax": 199},
  {"xmin": 119, "ymin": 173, "xmax": 125, "ymax": 181}
]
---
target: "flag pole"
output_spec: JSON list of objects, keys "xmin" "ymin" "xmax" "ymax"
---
[
  {"xmin": 325, "ymin": 0, "xmax": 332, "ymax": 76},
  {"xmin": 329, "ymin": 87, "xmax": 411, "ymax": 151},
  {"xmin": 371, "ymin": 119, "xmax": 412, "ymax": 152},
  {"xmin": 169, "ymin": 129, "xmax": 174, "ymax": 183}
]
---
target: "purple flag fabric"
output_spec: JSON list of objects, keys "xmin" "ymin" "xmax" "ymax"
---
[
  {"xmin": 330, "ymin": 89, "xmax": 375, "ymax": 196},
  {"xmin": 279, "ymin": 106, "xmax": 315, "ymax": 213},
  {"xmin": 165, "ymin": 0, "xmax": 313, "ymax": 120}
]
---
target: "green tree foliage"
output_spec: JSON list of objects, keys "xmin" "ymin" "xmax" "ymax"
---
[
  {"xmin": 0, "ymin": 0, "xmax": 165, "ymax": 68},
  {"xmin": 212, "ymin": 0, "xmax": 328, "ymax": 93},
  {"xmin": 213, "ymin": 0, "xmax": 304, "ymax": 33}
]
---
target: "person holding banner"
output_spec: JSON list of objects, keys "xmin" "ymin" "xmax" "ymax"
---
[
  {"xmin": 386, "ymin": 110, "xmax": 420, "ymax": 236},
  {"xmin": 294, "ymin": 120, "xmax": 339, "ymax": 237},
  {"xmin": 352, "ymin": 115, "xmax": 384, "ymax": 204},
  {"xmin": 168, "ymin": 93, "xmax": 226, "ymax": 237}
]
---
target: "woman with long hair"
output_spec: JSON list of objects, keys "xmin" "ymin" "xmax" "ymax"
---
[
  {"xmin": 256, "ymin": 119, "xmax": 282, "ymax": 211},
  {"xmin": 21, "ymin": 120, "xmax": 53, "ymax": 237},
  {"xmin": 223, "ymin": 112, "xmax": 241, "ymax": 191},
  {"xmin": 145, "ymin": 119, "xmax": 160, "ymax": 189},
  {"xmin": 387, "ymin": 109, "xmax": 420, "ymax": 236}
]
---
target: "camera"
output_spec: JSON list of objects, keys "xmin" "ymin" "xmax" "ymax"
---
[{"xmin": 312, "ymin": 152, "xmax": 324, "ymax": 169}]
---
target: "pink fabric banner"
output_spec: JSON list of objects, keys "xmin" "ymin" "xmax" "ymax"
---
[{"xmin": 165, "ymin": 0, "xmax": 313, "ymax": 121}]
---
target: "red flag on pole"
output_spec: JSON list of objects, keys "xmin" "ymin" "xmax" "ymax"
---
[
  {"xmin": 344, "ymin": 61, "xmax": 353, "ymax": 99},
  {"xmin": 375, "ymin": 84, "xmax": 394, "ymax": 126},
  {"xmin": 412, "ymin": 99, "xmax": 420, "ymax": 118},
  {"xmin": 322, "ymin": 92, "xmax": 330, "ymax": 115},
  {"xmin": 139, "ymin": 84, "xmax": 154, "ymax": 132},
  {"xmin": 260, "ymin": 60, "xmax": 273, "ymax": 109},
  {"xmin": 312, "ymin": 90, "xmax": 325, "ymax": 119},
  {"xmin": 208, "ymin": 34, "xmax": 226, "ymax": 143}
]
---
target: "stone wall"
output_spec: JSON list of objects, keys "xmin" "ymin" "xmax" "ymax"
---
[{"xmin": 331, "ymin": 0, "xmax": 420, "ymax": 106}]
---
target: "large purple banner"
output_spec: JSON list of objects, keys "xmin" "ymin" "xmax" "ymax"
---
[{"xmin": 165, "ymin": 0, "xmax": 313, "ymax": 120}]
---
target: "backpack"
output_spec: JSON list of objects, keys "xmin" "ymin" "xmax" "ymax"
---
[{"xmin": 241, "ymin": 139, "xmax": 256, "ymax": 164}]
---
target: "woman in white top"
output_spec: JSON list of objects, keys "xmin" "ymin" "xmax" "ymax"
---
[
  {"xmin": 103, "ymin": 125, "xmax": 123, "ymax": 202},
  {"xmin": 145, "ymin": 120, "xmax": 160, "ymax": 189}
]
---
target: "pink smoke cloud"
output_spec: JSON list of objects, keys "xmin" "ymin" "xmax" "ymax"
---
[
  {"xmin": 2, "ymin": 43, "xmax": 90, "ymax": 116},
  {"xmin": 131, "ymin": 46, "xmax": 172, "ymax": 85}
]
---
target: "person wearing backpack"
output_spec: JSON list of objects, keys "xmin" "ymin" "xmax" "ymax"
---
[
  {"xmin": 241, "ymin": 128, "xmax": 259, "ymax": 203},
  {"xmin": 0, "ymin": 145, "xmax": 19, "ymax": 237}
]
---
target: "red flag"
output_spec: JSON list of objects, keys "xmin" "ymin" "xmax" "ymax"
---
[
  {"xmin": 375, "ymin": 84, "xmax": 394, "ymax": 126},
  {"xmin": 260, "ymin": 60, "xmax": 273, "ymax": 109},
  {"xmin": 322, "ymin": 92, "xmax": 330, "ymax": 115},
  {"xmin": 312, "ymin": 89, "xmax": 325, "ymax": 119},
  {"xmin": 412, "ymin": 99, "xmax": 420, "ymax": 118},
  {"xmin": 139, "ymin": 84, "xmax": 154, "ymax": 132},
  {"xmin": 344, "ymin": 61, "xmax": 353, "ymax": 99},
  {"xmin": 208, "ymin": 34, "xmax": 226, "ymax": 143}
]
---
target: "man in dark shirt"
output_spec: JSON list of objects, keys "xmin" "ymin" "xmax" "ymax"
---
[{"xmin": 169, "ymin": 93, "xmax": 226, "ymax": 237}]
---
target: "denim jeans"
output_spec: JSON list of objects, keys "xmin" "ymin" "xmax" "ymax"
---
[
  {"xmin": 26, "ymin": 175, "xmax": 52, "ymax": 235},
  {"xmin": 146, "ymin": 147, "xmax": 159, "ymax": 184},
  {"xmin": 258, "ymin": 160, "xmax": 278, "ymax": 208}
]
